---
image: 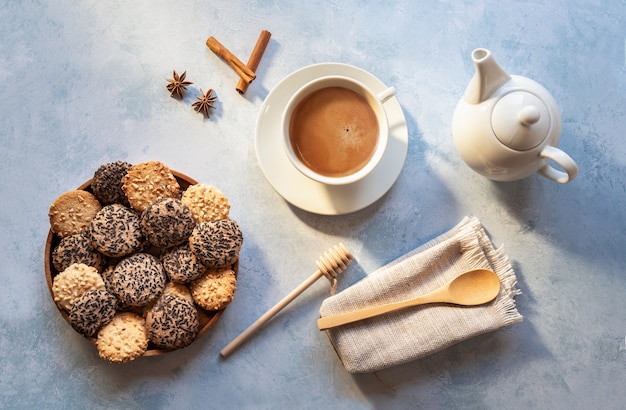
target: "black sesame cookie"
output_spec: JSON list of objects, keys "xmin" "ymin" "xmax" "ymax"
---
[
  {"xmin": 140, "ymin": 198, "xmax": 195, "ymax": 249},
  {"xmin": 49, "ymin": 190, "xmax": 102, "ymax": 237},
  {"xmin": 96, "ymin": 312, "xmax": 149, "ymax": 363},
  {"xmin": 69, "ymin": 289, "xmax": 118, "ymax": 337},
  {"xmin": 190, "ymin": 267, "xmax": 237, "ymax": 311},
  {"xmin": 122, "ymin": 161, "xmax": 180, "ymax": 212},
  {"xmin": 52, "ymin": 232, "xmax": 107, "ymax": 273},
  {"xmin": 161, "ymin": 243, "xmax": 206, "ymax": 284},
  {"xmin": 88, "ymin": 204, "xmax": 144, "ymax": 257},
  {"xmin": 108, "ymin": 253, "xmax": 167, "ymax": 307},
  {"xmin": 189, "ymin": 219, "xmax": 243, "ymax": 268},
  {"xmin": 146, "ymin": 293, "xmax": 199, "ymax": 349},
  {"xmin": 91, "ymin": 161, "xmax": 132, "ymax": 205}
]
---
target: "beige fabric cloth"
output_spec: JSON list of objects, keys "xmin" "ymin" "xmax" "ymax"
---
[{"xmin": 319, "ymin": 216, "xmax": 523, "ymax": 373}]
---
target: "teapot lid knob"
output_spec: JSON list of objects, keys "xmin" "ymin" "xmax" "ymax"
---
[
  {"xmin": 491, "ymin": 91, "xmax": 551, "ymax": 151},
  {"xmin": 519, "ymin": 105, "xmax": 541, "ymax": 126}
]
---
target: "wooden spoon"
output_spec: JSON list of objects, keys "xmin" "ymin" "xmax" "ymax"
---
[{"xmin": 317, "ymin": 269, "xmax": 501, "ymax": 330}]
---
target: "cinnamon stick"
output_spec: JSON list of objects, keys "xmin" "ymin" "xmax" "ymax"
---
[
  {"xmin": 206, "ymin": 36, "xmax": 256, "ymax": 84},
  {"xmin": 236, "ymin": 30, "xmax": 272, "ymax": 94}
]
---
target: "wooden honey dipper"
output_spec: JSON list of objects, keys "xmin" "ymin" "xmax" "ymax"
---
[{"xmin": 220, "ymin": 243, "xmax": 353, "ymax": 357}]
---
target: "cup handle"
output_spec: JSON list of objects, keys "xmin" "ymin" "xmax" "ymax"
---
[
  {"xmin": 537, "ymin": 145, "xmax": 578, "ymax": 184},
  {"xmin": 377, "ymin": 86, "xmax": 396, "ymax": 104}
]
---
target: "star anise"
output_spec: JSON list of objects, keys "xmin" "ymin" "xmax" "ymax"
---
[
  {"xmin": 166, "ymin": 70, "xmax": 193, "ymax": 98},
  {"xmin": 192, "ymin": 89, "xmax": 217, "ymax": 117}
]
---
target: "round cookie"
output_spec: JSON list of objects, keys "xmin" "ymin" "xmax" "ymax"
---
[
  {"xmin": 140, "ymin": 198, "xmax": 195, "ymax": 249},
  {"xmin": 49, "ymin": 190, "xmax": 102, "ymax": 237},
  {"xmin": 146, "ymin": 293, "xmax": 199, "ymax": 349},
  {"xmin": 161, "ymin": 243, "xmax": 205, "ymax": 284},
  {"xmin": 69, "ymin": 289, "xmax": 118, "ymax": 337},
  {"xmin": 181, "ymin": 184, "xmax": 230, "ymax": 223},
  {"xmin": 122, "ymin": 161, "xmax": 180, "ymax": 212},
  {"xmin": 88, "ymin": 204, "xmax": 144, "ymax": 257},
  {"xmin": 189, "ymin": 219, "xmax": 243, "ymax": 268},
  {"xmin": 91, "ymin": 161, "xmax": 132, "ymax": 205},
  {"xmin": 162, "ymin": 281, "xmax": 194, "ymax": 303},
  {"xmin": 96, "ymin": 312, "xmax": 149, "ymax": 363},
  {"xmin": 108, "ymin": 253, "xmax": 167, "ymax": 307},
  {"xmin": 52, "ymin": 263, "xmax": 105, "ymax": 312},
  {"xmin": 52, "ymin": 232, "xmax": 107, "ymax": 273},
  {"xmin": 190, "ymin": 267, "xmax": 237, "ymax": 311}
]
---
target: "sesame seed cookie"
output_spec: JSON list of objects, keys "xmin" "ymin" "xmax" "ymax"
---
[
  {"xmin": 108, "ymin": 253, "xmax": 167, "ymax": 307},
  {"xmin": 122, "ymin": 161, "xmax": 180, "ymax": 212},
  {"xmin": 161, "ymin": 243, "xmax": 206, "ymax": 284},
  {"xmin": 190, "ymin": 267, "xmax": 237, "ymax": 311},
  {"xmin": 52, "ymin": 263, "xmax": 105, "ymax": 312},
  {"xmin": 162, "ymin": 281, "xmax": 194, "ymax": 303},
  {"xmin": 69, "ymin": 289, "xmax": 118, "ymax": 337},
  {"xmin": 96, "ymin": 312, "xmax": 149, "ymax": 363},
  {"xmin": 91, "ymin": 161, "xmax": 132, "ymax": 205},
  {"xmin": 181, "ymin": 184, "xmax": 230, "ymax": 223},
  {"xmin": 189, "ymin": 219, "xmax": 243, "ymax": 268},
  {"xmin": 146, "ymin": 293, "xmax": 199, "ymax": 349},
  {"xmin": 88, "ymin": 204, "xmax": 144, "ymax": 258},
  {"xmin": 49, "ymin": 190, "xmax": 102, "ymax": 237},
  {"xmin": 140, "ymin": 198, "xmax": 195, "ymax": 249},
  {"xmin": 52, "ymin": 232, "xmax": 107, "ymax": 273}
]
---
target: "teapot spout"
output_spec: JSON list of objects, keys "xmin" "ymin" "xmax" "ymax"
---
[{"xmin": 463, "ymin": 48, "xmax": 511, "ymax": 104}]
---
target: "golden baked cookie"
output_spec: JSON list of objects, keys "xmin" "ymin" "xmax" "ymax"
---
[
  {"xmin": 52, "ymin": 263, "xmax": 105, "ymax": 312},
  {"xmin": 162, "ymin": 280, "xmax": 194, "ymax": 303},
  {"xmin": 121, "ymin": 161, "xmax": 180, "ymax": 212},
  {"xmin": 96, "ymin": 312, "xmax": 149, "ymax": 363},
  {"xmin": 181, "ymin": 184, "xmax": 230, "ymax": 223},
  {"xmin": 49, "ymin": 190, "xmax": 102, "ymax": 237},
  {"xmin": 190, "ymin": 267, "xmax": 237, "ymax": 311}
]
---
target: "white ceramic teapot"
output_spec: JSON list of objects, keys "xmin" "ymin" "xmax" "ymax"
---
[{"xmin": 452, "ymin": 48, "xmax": 578, "ymax": 183}]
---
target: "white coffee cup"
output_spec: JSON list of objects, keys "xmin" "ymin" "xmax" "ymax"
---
[{"xmin": 282, "ymin": 75, "xmax": 396, "ymax": 186}]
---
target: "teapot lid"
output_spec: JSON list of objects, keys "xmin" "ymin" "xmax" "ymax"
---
[{"xmin": 491, "ymin": 91, "xmax": 551, "ymax": 150}]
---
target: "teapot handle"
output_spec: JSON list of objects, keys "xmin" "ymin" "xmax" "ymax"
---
[{"xmin": 538, "ymin": 145, "xmax": 578, "ymax": 184}]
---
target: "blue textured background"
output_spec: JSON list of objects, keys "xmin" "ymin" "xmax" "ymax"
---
[{"xmin": 1, "ymin": 1, "xmax": 624, "ymax": 408}]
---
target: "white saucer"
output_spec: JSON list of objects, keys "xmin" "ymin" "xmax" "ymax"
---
[{"xmin": 254, "ymin": 63, "xmax": 408, "ymax": 215}]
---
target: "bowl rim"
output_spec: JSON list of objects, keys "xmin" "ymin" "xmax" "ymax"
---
[{"xmin": 44, "ymin": 169, "xmax": 237, "ymax": 356}]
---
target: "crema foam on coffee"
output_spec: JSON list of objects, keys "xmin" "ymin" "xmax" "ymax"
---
[{"xmin": 289, "ymin": 86, "xmax": 379, "ymax": 178}]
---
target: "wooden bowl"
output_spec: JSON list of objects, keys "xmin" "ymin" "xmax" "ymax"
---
[{"xmin": 44, "ymin": 170, "xmax": 237, "ymax": 356}]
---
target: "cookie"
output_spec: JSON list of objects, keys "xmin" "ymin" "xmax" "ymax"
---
[
  {"xmin": 49, "ymin": 190, "xmax": 102, "ymax": 237},
  {"xmin": 91, "ymin": 161, "xmax": 132, "ymax": 205},
  {"xmin": 96, "ymin": 312, "xmax": 149, "ymax": 363},
  {"xmin": 189, "ymin": 219, "xmax": 243, "ymax": 268},
  {"xmin": 52, "ymin": 232, "xmax": 107, "ymax": 273},
  {"xmin": 146, "ymin": 293, "xmax": 199, "ymax": 349},
  {"xmin": 162, "ymin": 281, "xmax": 194, "ymax": 303},
  {"xmin": 122, "ymin": 161, "xmax": 180, "ymax": 212},
  {"xmin": 108, "ymin": 253, "xmax": 167, "ymax": 307},
  {"xmin": 190, "ymin": 267, "xmax": 237, "ymax": 311},
  {"xmin": 69, "ymin": 289, "xmax": 118, "ymax": 337},
  {"xmin": 52, "ymin": 263, "xmax": 105, "ymax": 312},
  {"xmin": 140, "ymin": 198, "xmax": 195, "ymax": 249},
  {"xmin": 181, "ymin": 184, "xmax": 230, "ymax": 223},
  {"xmin": 88, "ymin": 204, "xmax": 144, "ymax": 257},
  {"xmin": 161, "ymin": 243, "xmax": 205, "ymax": 284}
]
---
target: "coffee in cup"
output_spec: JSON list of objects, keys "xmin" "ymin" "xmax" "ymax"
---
[{"xmin": 283, "ymin": 76, "xmax": 395, "ymax": 185}]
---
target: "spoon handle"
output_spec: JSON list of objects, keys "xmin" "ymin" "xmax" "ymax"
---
[{"xmin": 317, "ymin": 292, "xmax": 443, "ymax": 330}]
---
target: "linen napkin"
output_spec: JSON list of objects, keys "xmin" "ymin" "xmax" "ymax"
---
[{"xmin": 319, "ymin": 216, "xmax": 522, "ymax": 373}]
